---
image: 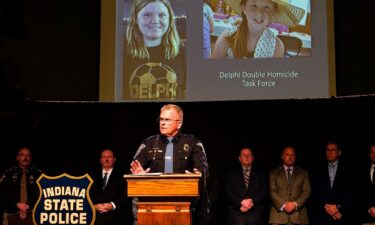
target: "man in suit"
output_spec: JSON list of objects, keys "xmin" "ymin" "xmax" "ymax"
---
[
  {"xmin": 90, "ymin": 149, "xmax": 127, "ymax": 225},
  {"xmin": 360, "ymin": 144, "xmax": 375, "ymax": 225},
  {"xmin": 311, "ymin": 141, "xmax": 353, "ymax": 225},
  {"xmin": 269, "ymin": 146, "xmax": 310, "ymax": 225},
  {"xmin": 226, "ymin": 147, "xmax": 268, "ymax": 225}
]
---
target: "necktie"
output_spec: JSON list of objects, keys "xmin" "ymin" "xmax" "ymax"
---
[
  {"xmin": 286, "ymin": 167, "xmax": 292, "ymax": 186},
  {"xmin": 329, "ymin": 163, "xmax": 335, "ymax": 187},
  {"xmin": 243, "ymin": 167, "xmax": 250, "ymax": 190},
  {"xmin": 372, "ymin": 165, "xmax": 375, "ymax": 184},
  {"xmin": 102, "ymin": 172, "xmax": 108, "ymax": 190},
  {"xmin": 20, "ymin": 170, "xmax": 27, "ymax": 203},
  {"xmin": 164, "ymin": 137, "xmax": 173, "ymax": 173}
]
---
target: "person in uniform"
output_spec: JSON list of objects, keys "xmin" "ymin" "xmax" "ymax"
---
[
  {"xmin": 0, "ymin": 146, "xmax": 42, "ymax": 225},
  {"xmin": 130, "ymin": 104, "xmax": 208, "ymax": 175},
  {"xmin": 130, "ymin": 104, "xmax": 209, "ymax": 225}
]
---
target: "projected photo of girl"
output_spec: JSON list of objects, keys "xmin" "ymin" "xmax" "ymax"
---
[
  {"xmin": 210, "ymin": 0, "xmax": 310, "ymax": 59},
  {"xmin": 123, "ymin": 0, "xmax": 186, "ymax": 100}
]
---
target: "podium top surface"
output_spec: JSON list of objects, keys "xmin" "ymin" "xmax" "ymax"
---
[
  {"xmin": 124, "ymin": 173, "xmax": 201, "ymax": 197},
  {"xmin": 124, "ymin": 173, "xmax": 201, "ymax": 179}
]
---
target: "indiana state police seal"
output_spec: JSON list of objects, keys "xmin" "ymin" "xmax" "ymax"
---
[{"xmin": 33, "ymin": 173, "xmax": 95, "ymax": 225}]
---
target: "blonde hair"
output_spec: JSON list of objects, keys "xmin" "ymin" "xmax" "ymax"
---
[
  {"xmin": 126, "ymin": 0, "xmax": 181, "ymax": 60},
  {"xmin": 227, "ymin": 0, "xmax": 277, "ymax": 58}
]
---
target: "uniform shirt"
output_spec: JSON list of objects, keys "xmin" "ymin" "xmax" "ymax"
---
[
  {"xmin": 134, "ymin": 133, "xmax": 208, "ymax": 176},
  {"xmin": 0, "ymin": 166, "xmax": 42, "ymax": 213}
]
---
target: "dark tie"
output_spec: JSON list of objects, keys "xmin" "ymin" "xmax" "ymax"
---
[
  {"xmin": 372, "ymin": 165, "xmax": 375, "ymax": 185},
  {"xmin": 20, "ymin": 170, "xmax": 27, "ymax": 203},
  {"xmin": 164, "ymin": 137, "xmax": 173, "ymax": 173},
  {"xmin": 102, "ymin": 172, "xmax": 108, "ymax": 190},
  {"xmin": 287, "ymin": 167, "xmax": 292, "ymax": 186},
  {"xmin": 243, "ymin": 167, "xmax": 250, "ymax": 190}
]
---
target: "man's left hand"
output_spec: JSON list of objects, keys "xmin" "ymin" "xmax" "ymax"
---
[{"xmin": 185, "ymin": 168, "xmax": 201, "ymax": 175}]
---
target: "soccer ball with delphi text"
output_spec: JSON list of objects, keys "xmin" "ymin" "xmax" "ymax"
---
[{"xmin": 129, "ymin": 62, "xmax": 177, "ymax": 99}]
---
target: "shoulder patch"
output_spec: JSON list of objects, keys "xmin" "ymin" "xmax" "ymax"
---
[
  {"xmin": 196, "ymin": 143, "xmax": 206, "ymax": 154},
  {"xmin": 134, "ymin": 144, "xmax": 146, "ymax": 159}
]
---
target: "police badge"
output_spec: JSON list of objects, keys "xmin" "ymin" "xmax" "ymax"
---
[{"xmin": 183, "ymin": 144, "xmax": 189, "ymax": 152}]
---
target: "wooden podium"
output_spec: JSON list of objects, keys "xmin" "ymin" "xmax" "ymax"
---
[{"xmin": 124, "ymin": 173, "xmax": 201, "ymax": 225}]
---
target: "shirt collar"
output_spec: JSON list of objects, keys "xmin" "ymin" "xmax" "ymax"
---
[
  {"xmin": 161, "ymin": 133, "xmax": 181, "ymax": 143},
  {"xmin": 283, "ymin": 165, "xmax": 293, "ymax": 171},
  {"xmin": 242, "ymin": 166, "xmax": 251, "ymax": 171},
  {"xmin": 102, "ymin": 168, "xmax": 113, "ymax": 176},
  {"xmin": 329, "ymin": 160, "xmax": 339, "ymax": 167}
]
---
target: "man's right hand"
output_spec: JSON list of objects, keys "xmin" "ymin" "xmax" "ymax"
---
[
  {"xmin": 369, "ymin": 207, "xmax": 375, "ymax": 217},
  {"xmin": 130, "ymin": 160, "xmax": 150, "ymax": 174},
  {"xmin": 17, "ymin": 202, "xmax": 29, "ymax": 212},
  {"xmin": 17, "ymin": 203, "xmax": 29, "ymax": 219}
]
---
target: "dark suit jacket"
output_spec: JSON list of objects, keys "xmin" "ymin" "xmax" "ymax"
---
[
  {"xmin": 226, "ymin": 164, "xmax": 268, "ymax": 225},
  {"xmin": 311, "ymin": 160, "xmax": 353, "ymax": 225},
  {"xmin": 89, "ymin": 166, "xmax": 127, "ymax": 225},
  {"xmin": 360, "ymin": 163, "xmax": 375, "ymax": 223},
  {"xmin": 269, "ymin": 166, "xmax": 311, "ymax": 225}
]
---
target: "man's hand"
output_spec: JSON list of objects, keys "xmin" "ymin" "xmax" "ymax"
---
[
  {"xmin": 94, "ymin": 203, "xmax": 113, "ymax": 213},
  {"xmin": 185, "ymin": 168, "xmax": 201, "ymax": 175},
  {"xmin": 283, "ymin": 201, "xmax": 297, "ymax": 213},
  {"xmin": 325, "ymin": 204, "xmax": 342, "ymax": 220},
  {"xmin": 17, "ymin": 203, "xmax": 29, "ymax": 219},
  {"xmin": 241, "ymin": 198, "xmax": 253, "ymax": 210},
  {"xmin": 130, "ymin": 160, "xmax": 150, "ymax": 174},
  {"xmin": 325, "ymin": 204, "xmax": 338, "ymax": 216},
  {"xmin": 19, "ymin": 211, "xmax": 27, "ymax": 219},
  {"xmin": 16, "ymin": 202, "xmax": 29, "ymax": 212},
  {"xmin": 240, "ymin": 206, "xmax": 249, "ymax": 212},
  {"xmin": 333, "ymin": 211, "xmax": 342, "ymax": 220},
  {"xmin": 369, "ymin": 207, "xmax": 375, "ymax": 217}
]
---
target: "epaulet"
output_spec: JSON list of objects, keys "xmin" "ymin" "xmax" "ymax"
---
[
  {"xmin": 4, "ymin": 166, "xmax": 18, "ymax": 174},
  {"xmin": 30, "ymin": 166, "xmax": 42, "ymax": 173},
  {"xmin": 185, "ymin": 133, "xmax": 195, "ymax": 138},
  {"xmin": 144, "ymin": 134, "xmax": 159, "ymax": 142},
  {"xmin": 185, "ymin": 133, "xmax": 200, "ymax": 142},
  {"xmin": 0, "ymin": 167, "xmax": 17, "ymax": 182},
  {"xmin": 0, "ymin": 173, "xmax": 4, "ymax": 183}
]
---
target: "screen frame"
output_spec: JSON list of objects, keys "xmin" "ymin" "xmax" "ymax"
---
[{"xmin": 99, "ymin": 0, "xmax": 336, "ymax": 102}]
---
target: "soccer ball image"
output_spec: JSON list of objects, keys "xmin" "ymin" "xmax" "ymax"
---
[{"xmin": 129, "ymin": 62, "xmax": 178, "ymax": 99}]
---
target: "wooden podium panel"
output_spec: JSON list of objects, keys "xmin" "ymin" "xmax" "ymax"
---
[
  {"xmin": 124, "ymin": 174, "xmax": 201, "ymax": 225},
  {"xmin": 138, "ymin": 202, "xmax": 190, "ymax": 225}
]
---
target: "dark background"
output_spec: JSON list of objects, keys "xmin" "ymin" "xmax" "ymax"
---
[{"xmin": 1, "ymin": 1, "xmax": 375, "ymax": 225}]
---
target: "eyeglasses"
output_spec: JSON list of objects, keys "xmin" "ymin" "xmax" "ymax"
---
[{"xmin": 157, "ymin": 117, "xmax": 181, "ymax": 124}]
